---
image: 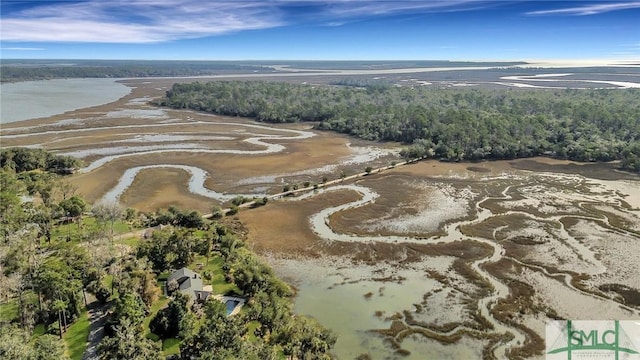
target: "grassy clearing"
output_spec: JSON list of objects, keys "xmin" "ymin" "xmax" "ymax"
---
[
  {"xmin": 194, "ymin": 254, "xmax": 241, "ymax": 295},
  {"xmin": 116, "ymin": 235, "xmax": 141, "ymax": 248},
  {"xmin": 192, "ymin": 229, "xmax": 208, "ymax": 238},
  {"xmin": 156, "ymin": 271, "xmax": 170, "ymax": 289},
  {"xmin": 63, "ymin": 310, "xmax": 90, "ymax": 360},
  {"xmin": 102, "ymin": 274, "xmax": 113, "ymax": 292},
  {"xmin": 247, "ymin": 320, "xmax": 260, "ymax": 342},
  {"xmin": 144, "ymin": 296, "xmax": 170, "ymax": 340},
  {"xmin": 51, "ymin": 217, "xmax": 132, "ymax": 243},
  {"xmin": 191, "ymin": 255, "xmax": 240, "ymax": 294},
  {"xmin": 162, "ymin": 338, "xmax": 181, "ymax": 356},
  {"xmin": 31, "ymin": 323, "xmax": 46, "ymax": 338},
  {"xmin": 0, "ymin": 301, "xmax": 19, "ymax": 323}
]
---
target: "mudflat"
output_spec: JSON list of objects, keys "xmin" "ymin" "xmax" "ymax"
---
[{"xmin": 2, "ymin": 77, "xmax": 638, "ymax": 359}]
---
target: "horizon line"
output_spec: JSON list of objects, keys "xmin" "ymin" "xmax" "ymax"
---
[{"xmin": 1, "ymin": 58, "xmax": 639, "ymax": 63}]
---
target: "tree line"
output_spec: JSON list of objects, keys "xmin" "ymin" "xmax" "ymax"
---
[
  {"xmin": 1, "ymin": 148, "xmax": 82, "ymax": 174},
  {"xmin": 0, "ymin": 61, "xmax": 269, "ymax": 83},
  {"xmin": 157, "ymin": 81, "xmax": 640, "ymax": 172}
]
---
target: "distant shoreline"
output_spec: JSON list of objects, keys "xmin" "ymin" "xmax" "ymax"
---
[{"xmin": 2, "ymin": 59, "xmax": 639, "ymax": 84}]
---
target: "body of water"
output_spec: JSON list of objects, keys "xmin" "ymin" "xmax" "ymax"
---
[{"xmin": 0, "ymin": 78, "xmax": 131, "ymax": 124}]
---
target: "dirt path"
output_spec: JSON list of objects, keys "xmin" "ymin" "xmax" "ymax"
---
[
  {"xmin": 82, "ymin": 294, "xmax": 109, "ymax": 360},
  {"xmin": 113, "ymin": 229, "xmax": 146, "ymax": 241},
  {"xmin": 204, "ymin": 159, "xmax": 415, "ymax": 218}
]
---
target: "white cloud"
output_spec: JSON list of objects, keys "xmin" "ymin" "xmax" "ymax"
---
[
  {"xmin": 1, "ymin": 0, "xmax": 283, "ymax": 43},
  {"xmin": 323, "ymin": 0, "xmax": 489, "ymax": 17},
  {"xmin": 526, "ymin": 1, "xmax": 640, "ymax": 16},
  {"xmin": 0, "ymin": 0, "xmax": 493, "ymax": 43}
]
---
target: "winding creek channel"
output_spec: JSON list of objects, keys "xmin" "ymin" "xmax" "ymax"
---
[
  {"xmin": 3, "ymin": 75, "xmax": 639, "ymax": 359},
  {"xmin": 95, "ymin": 162, "xmax": 640, "ymax": 358}
]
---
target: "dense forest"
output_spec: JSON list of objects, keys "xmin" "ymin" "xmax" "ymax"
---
[
  {"xmin": 157, "ymin": 81, "xmax": 640, "ymax": 172},
  {"xmin": 0, "ymin": 61, "xmax": 269, "ymax": 83}
]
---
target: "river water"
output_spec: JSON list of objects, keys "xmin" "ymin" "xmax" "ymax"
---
[{"xmin": 0, "ymin": 78, "xmax": 130, "ymax": 124}]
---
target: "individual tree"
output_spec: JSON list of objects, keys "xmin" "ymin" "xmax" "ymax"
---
[
  {"xmin": 276, "ymin": 316, "xmax": 337, "ymax": 360},
  {"xmin": 33, "ymin": 334, "xmax": 70, "ymax": 360},
  {"xmin": 166, "ymin": 279, "xmax": 179, "ymax": 295},
  {"xmin": 58, "ymin": 196, "xmax": 86, "ymax": 237},
  {"xmin": 0, "ymin": 271, "xmax": 20, "ymax": 304},
  {"xmin": 45, "ymin": 154, "xmax": 81, "ymax": 174},
  {"xmin": 137, "ymin": 228, "xmax": 195, "ymax": 272},
  {"xmin": 0, "ymin": 169, "xmax": 27, "ymax": 242},
  {"xmin": 124, "ymin": 208, "xmax": 137, "ymax": 222},
  {"xmin": 108, "ymin": 261, "xmax": 123, "ymax": 295},
  {"xmin": 139, "ymin": 270, "xmax": 161, "ymax": 307},
  {"xmin": 51, "ymin": 299, "xmax": 68, "ymax": 338},
  {"xmin": 56, "ymin": 244, "xmax": 95, "ymax": 308},
  {"xmin": 59, "ymin": 196, "xmax": 86, "ymax": 218},
  {"xmin": 231, "ymin": 196, "xmax": 246, "ymax": 206},
  {"xmin": 113, "ymin": 292, "xmax": 147, "ymax": 327},
  {"xmin": 150, "ymin": 292, "xmax": 191, "ymax": 339},
  {"xmin": 92, "ymin": 201, "xmax": 123, "ymax": 242},
  {"xmin": 249, "ymin": 291, "xmax": 291, "ymax": 337},
  {"xmin": 25, "ymin": 172, "xmax": 58, "ymax": 207},
  {"xmin": 117, "ymin": 259, "xmax": 161, "ymax": 307},
  {"xmin": 0, "ymin": 325, "xmax": 70, "ymax": 360},
  {"xmin": 58, "ymin": 181, "xmax": 78, "ymax": 201},
  {"xmin": 226, "ymin": 205, "xmax": 239, "ymax": 216},
  {"xmin": 33, "ymin": 257, "xmax": 83, "ymax": 326},
  {"xmin": 30, "ymin": 205, "xmax": 57, "ymax": 242},
  {"xmin": 98, "ymin": 318, "xmax": 162, "ymax": 360},
  {"xmin": 179, "ymin": 300, "xmax": 247, "ymax": 360},
  {"xmin": 0, "ymin": 148, "xmax": 46, "ymax": 173},
  {"xmin": 210, "ymin": 205, "xmax": 223, "ymax": 219},
  {"xmin": 175, "ymin": 210, "xmax": 204, "ymax": 228},
  {"xmin": 0, "ymin": 324, "xmax": 34, "ymax": 359}
]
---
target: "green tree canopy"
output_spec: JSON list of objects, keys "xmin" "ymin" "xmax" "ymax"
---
[
  {"xmin": 98, "ymin": 318, "xmax": 162, "ymax": 360},
  {"xmin": 0, "ymin": 148, "xmax": 81, "ymax": 174},
  {"xmin": 158, "ymin": 81, "xmax": 640, "ymax": 172},
  {"xmin": 58, "ymin": 196, "xmax": 86, "ymax": 218}
]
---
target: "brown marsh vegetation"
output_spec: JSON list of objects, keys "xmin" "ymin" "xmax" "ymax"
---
[{"xmin": 2, "ymin": 77, "xmax": 638, "ymax": 359}]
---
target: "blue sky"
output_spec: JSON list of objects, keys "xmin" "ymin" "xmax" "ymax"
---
[{"xmin": 1, "ymin": 1, "xmax": 639, "ymax": 60}]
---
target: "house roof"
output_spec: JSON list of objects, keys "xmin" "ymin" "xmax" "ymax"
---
[
  {"xmin": 167, "ymin": 267, "xmax": 206, "ymax": 299},
  {"xmin": 167, "ymin": 267, "xmax": 198, "ymax": 284},
  {"xmin": 179, "ymin": 277, "xmax": 203, "ymax": 295}
]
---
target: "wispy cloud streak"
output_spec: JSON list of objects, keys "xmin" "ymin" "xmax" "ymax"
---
[
  {"xmin": 1, "ymin": 0, "xmax": 282, "ymax": 43},
  {"xmin": 322, "ymin": 0, "xmax": 490, "ymax": 17},
  {"xmin": 0, "ymin": 47, "xmax": 45, "ymax": 51},
  {"xmin": 1, "ymin": 0, "xmax": 491, "ymax": 43},
  {"xmin": 526, "ymin": 1, "xmax": 640, "ymax": 16}
]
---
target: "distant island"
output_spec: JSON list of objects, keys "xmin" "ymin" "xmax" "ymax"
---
[{"xmin": 2, "ymin": 59, "xmax": 528, "ymax": 83}]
